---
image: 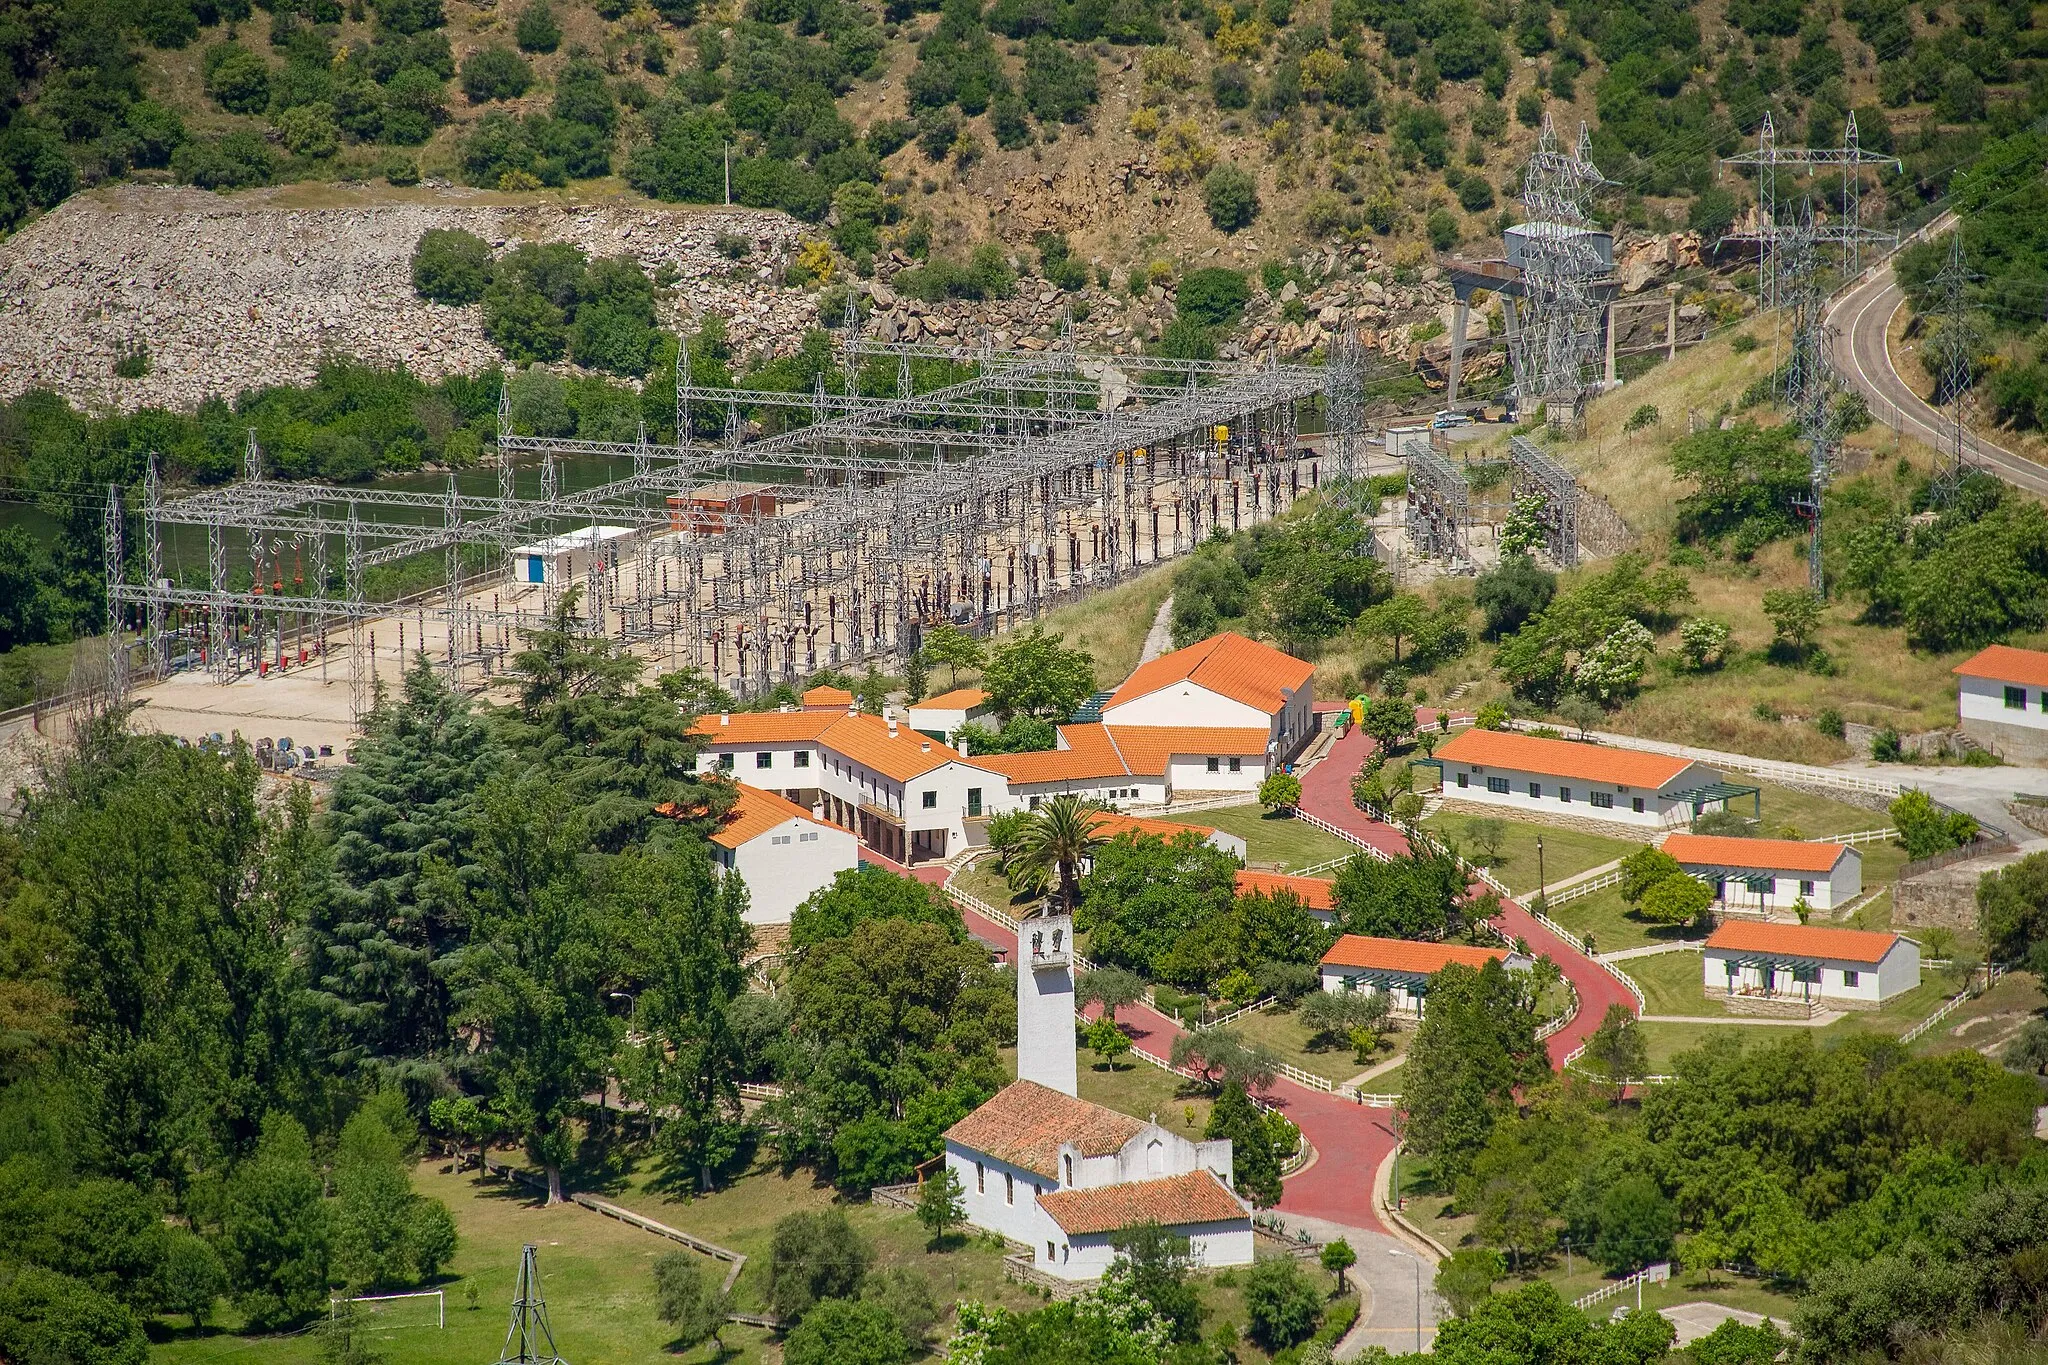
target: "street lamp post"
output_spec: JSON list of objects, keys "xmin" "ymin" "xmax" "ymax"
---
[
  {"xmin": 1536, "ymin": 835, "xmax": 1546, "ymax": 917},
  {"xmin": 1389, "ymin": 1248, "xmax": 1422, "ymax": 1353}
]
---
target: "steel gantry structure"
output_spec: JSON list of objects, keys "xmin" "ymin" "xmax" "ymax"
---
[{"xmin": 109, "ymin": 329, "xmax": 1365, "ymax": 719}]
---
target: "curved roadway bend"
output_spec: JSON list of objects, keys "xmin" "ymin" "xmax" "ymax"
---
[{"xmin": 1829, "ymin": 230, "xmax": 2048, "ymax": 500}]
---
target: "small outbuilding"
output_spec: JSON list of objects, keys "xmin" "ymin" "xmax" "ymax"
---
[
  {"xmin": 1662, "ymin": 833, "xmax": 1862, "ymax": 913},
  {"xmin": 1701, "ymin": 922, "xmax": 1920, "ymax": 1008},
  {"xmin": 1953, "ymin": 644, "xmax": 2048, "ymax": 761},
  {"xmin": 1318, "ymin": 935, "xmax": 1531, "ymax": 1016},
  {"xmin": 908, "ymin": 687, "xmax": 995, "ymax": 745},
  {"xmin": 705, "ymin": 784, "xmax": 861, "ymax": 925},
  {"xmin": 1428, "ymin": 728, "xmax": 1749, "ymax": 829},
  {"xmin": 508, "ymin": 525, "xmax": 636, "ymax": 588}
]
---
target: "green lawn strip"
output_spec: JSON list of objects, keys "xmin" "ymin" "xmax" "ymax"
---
[
  {"xmin": 153, "ymin": 1163, "xmax": 772, "ymax": 1365},
  {"xmin": 1819, "ymin": 975, "xmax": 1964, "ymax": 1035},
  {"xmin": 950, "ymin": 858, "xmax": 1033, "ymax": 915},
  {"xmin": 1621, "ymin": 950, "xmax": 1717, "ymax": 1017},
  {"xmin": 1221, "ymin": 1002, "xmax": 1408, "ymax": 1083},
  {"xmin": 1421, "ymin": 814, "xmax": 1637, "ymax": 897},
  {"xmin": 1186, "ymin": 804, "xmax": 1359, "ymax": 872},
  {"xmin": 1635, "ymin": 1020, "xmax": 1757, "ymax": 1071},
  {"xmin": 1748, "ymin": 780, "xmax": 1893, "ymax": 841},
  {"xmin": 1543, "ymin": 887, "xmax": 1706, "ymax": 955}
]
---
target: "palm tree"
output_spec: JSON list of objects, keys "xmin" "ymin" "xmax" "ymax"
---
[{"xmin": 1016, "ymin": 794, "xmax": 1108, "ymax": 914}]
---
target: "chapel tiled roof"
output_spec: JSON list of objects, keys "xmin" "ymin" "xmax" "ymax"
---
[
  {"xmin": 1038, "ymin": 1169, "xmax": 1249, "ymax": 1236},
  {"xmin": 943, "ymin": 1080, "xmax": 1147, "ymax": 1179}
]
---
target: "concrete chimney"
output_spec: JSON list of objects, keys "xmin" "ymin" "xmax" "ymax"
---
[
  {"xmin": 720, "ymin": 712, "xmax": 730, "ymax": 726},
  {"xmin": 887, "ymin": 718, "xmax": 899, "ymax": 738}
]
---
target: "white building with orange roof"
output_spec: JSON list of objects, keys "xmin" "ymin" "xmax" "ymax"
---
[
  {"xmin": 974, "ymin": 720, "xmax": 1279, "ymax": 807},
  {"xmin": 940, "ymin": 912, "xmax": 1253, "ymax": 1281},
  {"xmin": 1099, "ymin": 631, "xmax": 1317, "ymax": 764},
  {"xmin": 801, "ymin": 684, "xmax": 855, "ymax": 711},
  {"xmin": 1953, "ymin": 643, "xmax": 2048, "ymax": 760},
  {"xmin": 1318, "ymin": 935, "xmax": 1531, "ymax": 1014},
  {"xmin": 706, "ymin": 784, "xmax": 861, "ymax": 924},
  {"xmin": 1234, "ymin": 869, "xmax": 1339, "ymax": 923},
  {"xmin": 908, "ymin": 687, "xmax": 995, "ymax": 745},
  {"xmin": 1428, "ymin": 728, "xmax": 1738, "ymax": 829},
  {"xmin": 1662, "ymin": 833, "xmax": 1861, "ymax": 913},
  {"xmin": 1701, "ymin": 922, "xmax": 1919, "ymax": 1007},
  {"xmin": 689, "ymin": 708, "xmax": 1011, "ymax": 866},
  {"xmin": 1086, "ymin": 810, "xmax": 1247, "ymax": 859}
]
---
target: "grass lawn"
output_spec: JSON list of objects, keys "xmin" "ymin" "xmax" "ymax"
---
[
  {"xmin": 951, "ymin": 857, "xmax": 1035, "ymax": 915},
  {"xmin": 152, "ymin": 1162, "xmax": 782, "ymax": 1365},
  {"xmin": 1421, "ymin": 813, "xmax": 1638, "ymax": 896},
  {"xmin": 1036, "ymin": 559, "xmax": 1178, "ymax": 690},
  {"xmin": 1747, "ymin": 781, "xmax": 1894, "ymax": 841},
  {"xmin": 1080, "ymin": 1052, "xmax": 1218, "ymax": 1134},
  {"xmin": 1394, "ymin": 1156, "xmax": 1798, "ymax": 1322},
  {"xmin": 1545, "ymin": 887, "xmax": 1705, "ymax": 955},
  {"xmin": 1623, "ymin": 948, "xmax": 1964, "ymax": 1038},
  {"xmin": 1193, "ymin": 805, "xmax": 1359, "ymax": 872},
  {"xmin": 1222, "ymin": 1002, "xmax": 1411, "ymax": 1083},
  {"xmin": 1913, "ymin": 969, "xmax": 2047, "ymax": 1058}
]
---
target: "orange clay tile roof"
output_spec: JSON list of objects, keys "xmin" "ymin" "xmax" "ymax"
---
[
  {"xmin": 1953, "ymin": 644, "xmax": 2048, "ymax": 690},
  {"xmin": 1320, "ymin": 935, "xmax": 1511, "ymax": 974},
  {"xmin": 1103, "ymin": 727, "xmax": 1274, "ymax": 774},
  {"xmin": 973, "ymin": 724, "xmax": 1134, "ymax": 783},
  {"xmin": 802, "ymin": 685, "xmax": 855, "ymax": 709},
  {"xmin": 913, "ymin": 687, "xmax": 991, "ymax": 711},
  {"xmin": 1087, "ymin": 811, "xmax": 1220, "ymax": 843},
  {"xmin": 708, "ymin": 784, "xmax": 835, "ymax": 850},
  {"xmin": 1038, "ymin": 1170, "xmax": 1249, "ymax": 1237},
  {"xmin": 1235, "ymin": 870, "xmax": 1337, "ymax": 910},
  {"xmin": 689, "ymin": 710, "xmax": 974, "ymax": 784},
  {"xmin": 1704, "ymin": 921, "xmax": 1900, "ymax": 964},
  {"xmin": 943, "ymin": 1080, "xmax": 1148, "ymax": 1179},
  {"xmin": 1432, "ymin": 728, "xmax": 1700, "ymax": 789},
  {"xmin": 1105, "ymin": 632, "xmax": 1314, "ymax": 717},
  {"xmin": 690, "ymin": 710, "xmax": 841, "ymax": 743},
  {"xmin": 1662, "ymin": 833, "xmax": 1851, "ymax": 876}
]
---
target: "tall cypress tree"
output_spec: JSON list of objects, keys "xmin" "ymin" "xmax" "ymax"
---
[{"xmin": 303, "ymin": 658, "xmax": 506, "ymax": 1068}]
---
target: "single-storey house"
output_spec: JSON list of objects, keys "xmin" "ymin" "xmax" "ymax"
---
[
  {"xmin": 943, "ymin": 1080, "xmax": 1252, "ymax": 1281},
  {"xmin": 1318, "ymin": 935, "xmax": 1532, "ymax": 1015},
  {"xmin": 705, "ymin": 784, "xmax": 861, "ymax": 924},
  {"xmin": 1701, "ymin": 922, "xmax": 1920, "ymax": 1008},
  {"xmin": 1428, "ymin": 729, "xmax": 1739, "ymax": 829},
  {"xmin": 1234, "ymin": 870, "xmax": 1338, "ymax": 923},
  {"xmin": 908, "ymin": 687, "xmax": 995, "ymax": 745},
  {"xmin": 1662, "ymin": 833, "xmax": 1861, "ymax": 913},
  {"xmin": 1953, "ymin": 644, "xmax": 2048, "ymax": 761},
  {"xmin": 1088, "ymin": 811, "xmax": 1248, "ymax": 860}
]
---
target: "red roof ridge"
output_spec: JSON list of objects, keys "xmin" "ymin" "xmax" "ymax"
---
[
  {"xmin": 1663, "ymin": 833, "xmax": 1850, "ymax": 875},
  {"xmin": 1703, "ymin": 921, "xmax": 1901, "ymax": 964},
  {"xmin": 1320, "ymin": 934, "xmax": 1512, "ymax": 974},
  {"xmin": 1433, "ymin": 728, "xmax": 1699, "ymax": 789},
  {"xmin": 1037, "ymin": 1169, "xmax": 1249, "ymax": 1237},
  {"xmin": 1953, "ymin": 643, "xmax": 2048, "ymax": 689},
  {"xmin": 943, "ymin": 1080, "xmax": 1149, "ymax": 1179}
]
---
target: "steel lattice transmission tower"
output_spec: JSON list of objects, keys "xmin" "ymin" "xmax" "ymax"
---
[
  {"xmin": 1778, "ymin": 204, "xmax": 1839, "ymax": 595},
  {"xmin": 1509, "ymin": 116, "xmax": 1613, "ymax": 427},
  {"xmin": 1929, "ymin": 232, "xmax": 1981, "ymax": 508},
  {"xmin": 496, "ymin": 1244, "xmax": 567, "ymax": 1365},
  {"xmin": 1717, "ymin": 111, "xmax": 1900, "ymax": 310}
]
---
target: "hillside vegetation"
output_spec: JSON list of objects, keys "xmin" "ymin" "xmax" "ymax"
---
[{"xmin": 0, "ymin": 0, "xmax": 2038, "ymax": 276}]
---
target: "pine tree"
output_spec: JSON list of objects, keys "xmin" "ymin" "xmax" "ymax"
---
[{"xmin": 305, "ymin": 658, "xmax": 506, "ymax": 1065}]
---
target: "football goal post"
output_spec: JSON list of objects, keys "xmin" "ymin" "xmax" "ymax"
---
[{"xmin": 331, "ymin": 1289, "xmax": 446, "ymax": 1331}]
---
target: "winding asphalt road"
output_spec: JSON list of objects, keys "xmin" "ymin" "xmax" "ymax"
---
[{"xmin": 1827, "ymin": 214, "xmax": 2048, "ymax": 499}]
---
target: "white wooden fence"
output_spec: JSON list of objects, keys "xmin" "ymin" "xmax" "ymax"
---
[
  {"xmin": 1901, "ymin": 963, "xmax": 2009, "ymax": 1044},
  {"xmin": 1573, "ymin": 1261, "xmax": 1670, "ymax": 1310}
]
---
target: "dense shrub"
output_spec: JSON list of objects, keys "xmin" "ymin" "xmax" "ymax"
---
[
  {"xmin": 203, "ymin": 43, "xmax": 272, "ymax": 114},
  {"xmin": 1177, "ymin": 267, "xmax": 1249, "ymax": 327},
  {"xmin": 173, "ymin": 131, "xmax": 277, "ymax": 189},
  {"xmin": 515, "ymin": 0, "xmax": 562, "ymax": 52},
  {"xmin": 412, "ymin": 229, "xmax": 494, "ymax": 305},
  {"xmin": 1203, "ymin": 163, "xmax": 1259, "ymax": 232},
  {"xmin": 460, "ymin": 46, "xmax": 534, "ymax": 103}
]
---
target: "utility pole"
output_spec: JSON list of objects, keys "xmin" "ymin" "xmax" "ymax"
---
[{"xmin": 497, "ymin": 1244, "xmax": 567, "ymax": 1365}]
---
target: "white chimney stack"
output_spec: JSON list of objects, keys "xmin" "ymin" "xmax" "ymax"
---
[
  {"xmin": 887, "ymin": 718, "xmax": 899, "ymax": 738},
  {"xmin": 720, "ymin": 712, "xmax": 730, "ymax": 726}
]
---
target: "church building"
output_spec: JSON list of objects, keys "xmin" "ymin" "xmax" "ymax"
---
[{"xmin": 940, "ymin": 910, "xmax": 1257, "ymax": 1281}]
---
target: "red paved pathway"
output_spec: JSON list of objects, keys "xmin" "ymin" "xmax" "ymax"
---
[{"xmin": 1295, "ymin": 718, "xmax": 1638, "ymax": 1067}]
